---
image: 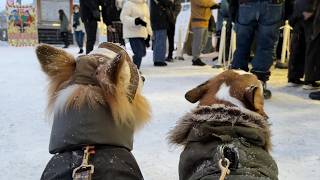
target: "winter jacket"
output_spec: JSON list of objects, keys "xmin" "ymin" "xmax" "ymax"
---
[
  {"xmin": 150, "ymin": 0, "xmax": 172, "ymax": 30},
  {"xmin": 311, "ymin": 0, "xmax": 320, "ymax": 40},
  {"xmin": 284, "ymin": 0, "xmax": 295, "ymax": 20},
  {"xmin": 120, "ymin": 0, "xmax": 152, "ymax": 39},
  {"xmin": 304, "ymin": 0, "xmax": 320, "ymax": 82},
  {"xmin": 60, "ymin": 14, "xmax": 69, "ymax": 33},
  {"xmin": 79, "ymin": 0, "xmax": 100, "ymax": 23},
  {"xmin": 49, "ymin": 102, "xmax": 134, "ymax": 154},
  {"xmin": 190, "ymin": 0, "xmax": 216, "ymax": 28},
  {"xmin": 169, "ymin": 105, "xmax": 278, "ymax": 180},
  {"xmin": 72, "ymin": 12, "xmax": 85, "ymax": 32},
  {"xmin": 41, "ymin": 146, "xmax": 144, "ymax": 180},
  {"xmin": 170, "ymin": 0, "xmax": 182, "ymax": 23},
  {"xmin": 104, "ymin": 0, "xmax": 123, "ymax": 25},
  {"xmin": 290, "ymin": 0, "xmax": 313, "ymax": 25}
]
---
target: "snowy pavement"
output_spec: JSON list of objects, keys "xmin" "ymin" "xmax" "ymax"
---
[{"xmin": 0, "ymin": 45, "xmax": 319, "ymax": 179}]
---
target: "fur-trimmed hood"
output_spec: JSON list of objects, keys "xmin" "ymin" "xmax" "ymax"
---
[{"xmin": 168, "ymin": 104, "xmax": 272, "ymax": 151}]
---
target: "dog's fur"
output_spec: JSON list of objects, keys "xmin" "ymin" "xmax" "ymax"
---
[{"xmin": 36, "ymin": 43, "xmax": 151, "ymax": 129}]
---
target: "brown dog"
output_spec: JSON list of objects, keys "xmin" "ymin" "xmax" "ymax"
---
[
  {"xmin": 169, "ymin": 70, "xmax": 278, "ymax": 180},
  {"xmin": 37, "ymin": 43, "xmax": 150, "ymax": 180}
]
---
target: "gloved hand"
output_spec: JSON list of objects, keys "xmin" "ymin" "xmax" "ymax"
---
[
  {"xmin": 145, "ymin": 35, "xmax": 150, "ymax": 48},
  {"xmin": 92, "ymin": 10, "xmax": 101, "ymax": 21},
  {"xmin": 211, "ymin": 3, "xmax": 221, "ymax": 9},
  {"xmin": 135, "ymin": 17, "xmax": 147, "ymax": 27}
]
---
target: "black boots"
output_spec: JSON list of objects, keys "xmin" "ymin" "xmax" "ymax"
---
[
  {"xmin": 154, "ymin": 62, "xmax": 167, "ymax": 67},
  {"xmin": 165, "ymin": 56, "xmax": 174, "ymax": 62},
  {"xmin": 288, "ymin": 79, "xmax": 304, "ymax": 87},
  {"xmin": 261, "ymin": 81, "xmax": 272, "ymax": 99},
  {"xmin": 251, "ymin": 70, "xmax": 272, "ymax": 99},
  {"xmin": 309, "ymin": 91, "xmax": 320, "ymax": 100},
  {"xmin": 192, "ymin": 58, "xmax": 206, "ymax": 66}
]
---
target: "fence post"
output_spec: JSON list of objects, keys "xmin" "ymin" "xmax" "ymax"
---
[
  {"xmin": 227, "ymin": 22, "xmax": 236, "ymax": 69},
  {"xmin": 175, "ymin": 27, "xmax": 185, "ymax": 60},
  {"xmin": 213, "ymin": 21, "xmax": 227, "ymax": 68},
  {"xmin": 276, "ymin": 20, "xmax": 292, "ymax": 69}
]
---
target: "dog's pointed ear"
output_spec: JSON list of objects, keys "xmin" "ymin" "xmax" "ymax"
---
[
  {"xmin": 108, "ymin": 54, "xmax": 125, "ymax": 85},
  {"xmin": 96, "ymin": 54, "xmax": 125, "ymax": 96},
  {"xmin": 244, "ymin": 85, "xmax": 257, "ymax": 109},
  {"xmin": 36, "ymin": 44, "xmax": 76, "ymax": 77},
  {"xmin": 244, "ymin": 85, "xmax": 267, "ymax": 117},
  {"xmin": 96, "ymin": 54, "xmax": 124, "ymax": 84},
  {"xmin": 185, "ymin": 81, "xmax": 208, "ymax": 103}
]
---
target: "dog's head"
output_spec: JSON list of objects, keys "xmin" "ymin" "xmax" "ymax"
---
[
  {"xmin": 36, "ymin": 42, "xmax": 150, "ymax": 129},
  {"xmin": 185, "ymin": 70, "xmax": 266, "ymax": 117}
]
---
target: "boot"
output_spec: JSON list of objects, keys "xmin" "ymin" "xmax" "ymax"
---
[
  {"xmin": 154, "ymin": 61, "xmax": 167, "ymax": 67},
  {"xmin": 251, "ymin": 70, "xmax": 272, "ymax": 99},
  {"xmin": 288, "ymin": 79, "xmax": 304, "ymax": 87},
  {"xmin": 192, "ymin": 58, "xmax": 206, "ymax": 66},
  {"xmin": 309, "ymin": 91, "xmax": 320, "ymax": 100},
  {"xmin": 261, "ymin": 81, "xmax": 272, "ymax": 99},
  {"xmin": 165, "ymin": 56, "xmax": 174, "ymax": 62}
]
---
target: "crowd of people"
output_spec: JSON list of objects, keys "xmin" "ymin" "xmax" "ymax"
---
[
  {"xmin": 77, "ymin": 0, "xmax": 184, "ymax": 67},
  {"xmin": 56, "ymin": 0, "xmax": 320, "ymax": 101}
]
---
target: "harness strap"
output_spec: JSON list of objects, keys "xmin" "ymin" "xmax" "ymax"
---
[
  {"xmin": 219, "ymin": 158, "xmax": 230, "ymax": 180},
  {"xmin": 72, "ymin": 146, "xmax": 96, "ymax": 180}
]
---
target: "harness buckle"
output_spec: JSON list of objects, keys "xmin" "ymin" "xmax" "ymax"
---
[
  {"xmin": 72, "ymin": 146, "xmax": 95, "ymax": 180},
  {"xmin": 218, "ymin": 158, "xmax": 231, "ymax": 180}
]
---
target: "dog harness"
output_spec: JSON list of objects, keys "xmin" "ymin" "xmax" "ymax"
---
[{"xmin": 72, "ymin": 146, "xmax": 96, "ymax": 180}]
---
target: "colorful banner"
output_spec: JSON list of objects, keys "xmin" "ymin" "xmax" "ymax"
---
[{"xmin": 6, "ymin": 2, "xmax": 38, "ymax": 46}]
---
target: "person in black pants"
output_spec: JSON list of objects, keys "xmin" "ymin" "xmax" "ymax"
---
[
  {"xmin": 79, "ymin": 0, "xmax": 100, "ymax": 54},
  {"xmin": 80, "ymin": 0, "xmax": 118, "ymax": 54},
  {"xmin": 165, "ymin": 0, "xmax": 181, "ymax": 62},
  {"xmin": 288, "ymin": 0, "xmax": 320, "ymax": 90},
  {"xmin": 287, "ymin": 17, "xmax": 306, "ymax": 86},
  {"xmin": 105, "ymin": 0, "xmax": 125, "ymax": 46}
]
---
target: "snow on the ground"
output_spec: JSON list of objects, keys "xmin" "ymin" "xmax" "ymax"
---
[{"xmin": 0, "ymin": 45, "xmax": 319, "ymax": 180}]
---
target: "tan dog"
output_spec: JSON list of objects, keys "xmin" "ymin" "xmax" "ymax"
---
[
  {"xmin": 169, "ymin": 70, "xmax": 278, "ymax": 180},
  {"xmin": 37, "ymin": 43, "xmax": 150, "ymax": 180}
]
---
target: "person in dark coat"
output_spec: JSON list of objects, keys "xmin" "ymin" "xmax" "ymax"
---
[
  {"xmin": 308, "ymin": 1, "xmax": 320, "ymax": 99},
  {"xmin": 150, "ymin": 0, "xmax": 172, "ymax": 66},
  {"xmin": 58, "ymin": 9, "xmax": 70, "ymax": 48},
  {"xmin": 79, "ymin": 0, "xmax": 101, "ymax": 54},
  {"xmin": 287, "ymin": 0, "xmax": 306, "ymax": 86},
  {"xmin": 302, "ymin": 0, "xmax": 320, "ymax": 89},
  {"xmin": 288, "ymin": 0, "xmax": 320, "ymax": 90},
  {"xmin": 105, "ymin": 0, "xmax": 125, "ymax": 46},
  {"xmin": 165, "ymin": 0, "xmax": 181, "ymax": 62},
  {"xmin": 80, "ymin": 0, "xmax": 121, "ymax": 54}
]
